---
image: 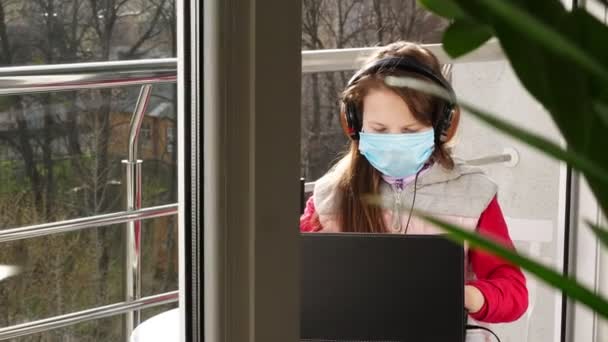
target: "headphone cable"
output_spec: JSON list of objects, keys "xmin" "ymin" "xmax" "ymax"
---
[
  {"xmin": 466, "ymin": 324, "xmax": 501, "ymax": 342},
  {"xmin": 403, "ymin": 169, "xmax": 421, "ymax": 234}
]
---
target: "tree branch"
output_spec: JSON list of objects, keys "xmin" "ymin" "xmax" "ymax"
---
[{"xmin": 123, "ymin": 0, "xmax": 167, "ymax": 58}]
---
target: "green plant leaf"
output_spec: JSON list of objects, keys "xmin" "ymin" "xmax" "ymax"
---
[
  {"xmin": 454, "ymin": 0, "xmax": 608, "ymax": 85},
  {"xmin": 418, "ymin": 213, "xmax": 608, "ymax": 319},
  {"xmin": 587, "ymin": 220, "xmax": 608, "ymax": 249},
  {"xmin": 418, "ymin": 0, "xmax": 466, "ymax": 19},
  {"xmin": 384, "ymin": 76, "xmax": 608, "ymax": 186},
  {"xmin": 442, "ymin": 20, "xmax": 493, "ymax": 58},
  {"xmin": 594, "ymin": 101, "xmax": 608, "ymax": 128},
  {"xmin": 441, "ymin": 2, "xmax": 608, "ymax": 217},
  {"xmin": 415, "ymin": 0, "xmax": 608, "ymax": 321}
]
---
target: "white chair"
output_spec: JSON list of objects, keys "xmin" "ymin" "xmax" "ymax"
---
[
  {"xmin": 0, "ymin": 265, "xmax": 20, "ymax": 282},
  {"xmin": 130, "ymin": 308, "xmax": 180, "ymax": 342},
  {"xmin": 503, "ymin": 217, "xmax": 554, "ymax": 342}
]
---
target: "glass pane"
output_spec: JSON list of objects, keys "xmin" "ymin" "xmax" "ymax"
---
[
  {"xmin": 9, "ymin": 316, "xmax": 124, "ymax": 342},
  {"xmin": 300, "ymin": 71, "xmax": 349, "ymax": 182},
  {"xmin": 300, "ymin": 0, "xmax": 450, "ymax": 181},
  {"xmin": 141, "ymin": 303, "xmax": 178, "ymax": 323},
  {"xmin": 0, "ymin": 0, "xmax": 178, "ymax": 333},
  {"xmin": 130, "ymin": 303, "xmax": 179, "ymax": 342},
  {"xmin": 0, "ymin": 225, "xmax": 126, "ymax": 341},
  {"xmin": 0, "ymin": 0, "xmax": 176, "ymax": 67},
  {"xmin": 453, "ymin": 61, "xmax": 565, "ymax": 342},
  {"xmin": 140, "ymin": 84, "xmax": 178, "ymax": 207},
  {"xmin": 0, "ymin": 84, "xmax": 177, "ymax": 227},
  {"xmin": 141, "ymin": 216, "xmax": 178, "ymax": 297},
  {"xmin": 302, "ymin": 0, "xmax": 448, "ymax": 50},
  {"xmin": 0, "ymin": 215, "xmax": 178, "ymax": 340},
  {"xmin": 300, "ymin": 39, "xmax": 565, "ymax": 342}
]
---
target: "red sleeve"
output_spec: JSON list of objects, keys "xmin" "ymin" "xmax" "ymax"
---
[
  {"xmin": 300, "ymin": 196, "xmax": 322, "ymax": 232},
  {"xmin": 467, "ymin": 196, "xmax": 529, "ymax": 323}
]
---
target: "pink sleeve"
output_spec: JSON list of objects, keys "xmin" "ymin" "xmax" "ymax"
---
[
  {"xmin": 467, "ymin": 196, "xmax": 529, "ymax": 323},
  {"xmin": 300, "ymin": 196, "xmax": 322, "ymax": 232}
]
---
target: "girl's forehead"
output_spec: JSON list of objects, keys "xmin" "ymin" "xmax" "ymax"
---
[
  {"xmin": 360, "ymin": 88, "xmax": 432, "ymax": 128},
  {"xmin": 363, "ymin": 89, "xmax": 412, "ymax": 115},
  {"xmin": 363, "ymin": 111, "xmax": 417, "ymax": 124},
  {"xmin": 363, "ymin": 88, "xmax": 407, "ymax": 105}
]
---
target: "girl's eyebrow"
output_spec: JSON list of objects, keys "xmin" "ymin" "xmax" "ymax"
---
[
  {"xmin": 367, "ymin": 121, "xmax": 418, "ymax": 129},
  {"xmin": 400, "ymin": 123, "xmax": 418, "ymax": 130}
]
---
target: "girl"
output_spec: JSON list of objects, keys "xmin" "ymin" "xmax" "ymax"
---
[{"xmin": 300, "ymin": 41, "xmax": 528, "ymax": 325}]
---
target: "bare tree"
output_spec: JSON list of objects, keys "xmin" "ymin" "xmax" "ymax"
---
[{"xmin": 0, "ymin": 0, "xmax": 15, "ymax": 65}]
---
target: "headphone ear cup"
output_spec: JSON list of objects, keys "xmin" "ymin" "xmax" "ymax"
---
[
  {"xmin": 346, "ymin": 101, "xmax": 360, "ymax": 140},
  {"xmin": 437, "ymin": 105, "xmax": 455, "ymax": 143}
]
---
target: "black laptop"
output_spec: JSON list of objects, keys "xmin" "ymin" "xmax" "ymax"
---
[{"xmin": 301, "ymin": 233, "xmax": 465, "ymax": 342}]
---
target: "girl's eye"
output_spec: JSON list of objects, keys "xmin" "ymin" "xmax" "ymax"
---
[{"xmin": 373, "ymin": 128, "xmax": 386, "ymax": 133}]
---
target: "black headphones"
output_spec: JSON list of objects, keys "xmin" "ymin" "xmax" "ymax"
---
[{"xmin": 342, "ymin": 56, "xmax": 457, "ymax": 143}]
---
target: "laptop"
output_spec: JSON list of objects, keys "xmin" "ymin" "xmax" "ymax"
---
[{"xmin": 301, "ymin": 233, "xmax": 465, "ymax": 342}]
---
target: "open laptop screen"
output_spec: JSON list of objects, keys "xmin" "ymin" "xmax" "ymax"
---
[{"xmin": 301, "ymin": 233, "xmax": 465, "ymax": 342}]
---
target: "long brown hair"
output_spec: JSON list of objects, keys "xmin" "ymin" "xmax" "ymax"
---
[{"xmin": 336, "ymin": 41, "xmax": 460, "ymax": 233}]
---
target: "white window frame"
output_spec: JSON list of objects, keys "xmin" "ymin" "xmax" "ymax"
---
[
  {"xmin": 182, "ymin": 0, "xmax": 302, "ymax": 341},
  {"xmin": 564, "ymin": 2, "xmax": 608, "ymax": 342}
]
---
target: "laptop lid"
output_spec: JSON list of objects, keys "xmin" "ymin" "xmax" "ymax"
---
[{"xmin": 301, "ymin": 233, "xmax": 465, "ymax": 342}]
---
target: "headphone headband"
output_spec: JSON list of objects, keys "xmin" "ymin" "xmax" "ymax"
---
[{"xmin": 343, "ymin": 56, "xmax": 456, "ymax": 142}]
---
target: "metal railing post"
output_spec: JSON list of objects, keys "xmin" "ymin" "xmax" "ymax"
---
[{"xmin": 123, "ymin": 84, "xmax": 153, "ymax": 339}]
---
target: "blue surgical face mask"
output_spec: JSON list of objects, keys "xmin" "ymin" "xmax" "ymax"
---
[{"xmin": 358, "ymin": 129, "xmax": 435, "ymax": 178}]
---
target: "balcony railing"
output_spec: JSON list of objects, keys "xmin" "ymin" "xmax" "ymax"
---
[
  {"xmin": 0, "ymin": 58, "xmax": 178, "ymax": 341},
  {"xmin": 301, "ymin": 39, "xmax": 503, "ymax": 73}
]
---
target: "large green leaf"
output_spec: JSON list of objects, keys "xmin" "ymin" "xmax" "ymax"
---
[
  {"xmin": 587, "ymin": 221, "xmax": 608, "ymax": 249},
  {"xmin": 594, "ymin": 101, "xmax": 608, "ymax": 127},
  {"xmin": 417, "ymin": 0, "xmax": 608, "ymax": 217},
  {"xmin": 472, "ymin": 5, "xmax": 608, "ymax": 159},
  {"xmin": 433, "ymin": 0, "xmax": 608, "ymax": 220},
  {"xmin": 595, "ymin": 0, "xmax": 608, "ymax": 7},
  {"xmin": 418, "ymin": 0, "xmax": 466, "ymax": 19},
  {"xmin": 442, "ymin": 20, "xmax": 493, "ymax": 58},
  {"xmin": 419, "ymin": 214, "xmax": 608, "ymax": 318},
  {"xmin": 366, "ymin": 193, "xmax": 608, "ymax": 318},
  {"xmin": 384, "ymin": 76, "xmax": 608, "ymax": 186},
  {"xmin": 468, "ymin": 0, "xmax": 608, "ymax": 84},
  {"xmin": 411, "ymin": 0, "xmax": 608, "ymax": 322},
  {"xmin": 444, "ymin": 1, "xmax": 608, "ymax": 79}
]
